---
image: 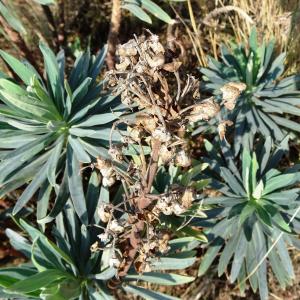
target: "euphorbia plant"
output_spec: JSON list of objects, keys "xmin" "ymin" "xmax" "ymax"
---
[
  {"xmin": 0, "ymin": 44, "xmax": 123, "ymax": 224},
  {"xmin": 199, "ymin": 28, "xmax": 300, "ymax": 154},
  {"xmin": 199, "ymin": 137, "xmax": 300, "ymax": 299}
]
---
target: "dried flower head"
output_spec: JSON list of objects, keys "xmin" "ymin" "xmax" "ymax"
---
[
  {"xmin": 218, "ymin": 120, "xmax": 234, "ymax": 140},
  {"xmin": 152, "ymin": 126, "xmax": 172, "ymax": 142},
  {"xmin": 220, "ymin": 82, "xmax": 247, "ymax": 110},
  {"xmin": 159, "ymin": 144, "xmax": 174, "ymax": 164},
  {"xmin": 185, "ymin": 97, "xmax": 220, "ymax": 122},
  {"xmin": 98, "ymin": 204, "xmax": 111, "ymax": 223},
  {"xmin": 108, "ymin": 219, "xmax": 125, "ymax": 234},
  {"xmin": 102, "ymin": 176, "xmax": 116, "ymax": 187},
  {"xmin": 109, "ymin": 144, "xmax": 123, "ymax": 162},
  {"xmin": 175, "ymin": 149, "xmax": 192, "ymax": 167},
  {"xmin": 116, "ymin": 39, "xmax": 138, "ymax": 57},
  {"xmin": 98, "ymin": 232, "xmax": 110, "ymax": 243}
]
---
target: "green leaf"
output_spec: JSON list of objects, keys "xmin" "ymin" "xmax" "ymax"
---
[
  {"xmin": 218, "ymin": 232, "xmax": 239, "ymax": 276},
  {"xmin": 242, "ymin": 150, "xmax": 251, "ymax": 196},
  {"xmin": 220, "ymin": 167, "xmax": 246, "ymax": 196},
  {"xmin": 255, "ymin": 203, "xmax": 272, "ymax": 227},
  {"xmin": 0, "ymin": 2, "xmax": 26, "ymax": 34},
  {"xmin": 239, "ymin": 204, "xmax": 255, "ymax": 226},
  {"xmin": 198, "ymin": 240, "xmax": 223, "ymax": 276},
  {"xmin": 73, "ymin": 112, "xmax": 122, "ymax": 127},
  {"xmin": 39, "ymin": 42, "xmax": 63, "ymax": 109},
  {"xmin": 67, "ymin": 145, "xmax": 88, "ymax": 224},
  {"xmin": 125, "ymin": 272, "xmax": 194, "ymax": 285},
  {"xmin": 252, "ymin": 179, "xmax": 264, "ymax": 200},
  {"xmin": 46, "ymin": 138, "xmax": 63, "ymax": 186},
  {"xmin": 33, "ymin": 0, "xmax": 55, "ymax": 4},
  {"xmin": 263, "ymin": 173, "xmax": 300, "ymax": 195},
  {"xmin": 123, "ymin": 285, "xmax": 179, "ymax": 300},
  {"xmin": 141, "ymin": 0, "xmax": 174, "ymax": 24},
  {"xmin": 68, "ymin": 136, "xmax": 91, "ymax": 163},
  {"xmin": 122, "ymin": 4, "xmax": 152, "ymax": 23},
  {"xmin": 179, "ymin": 163, "xmax": 208, "ymax": 186},
  {"xmin": 230, "ymin": 231, "xmax": 247, "ymax": 282},
  {"xmin": 12, "ymin": 164, "xmax": 48, "ymax": 215},
  {"xmin": 6, "ymin": 269, "xmax": 68, "ymax": 293},
  {"xmin": 151, "ymin": 256, "xmax": 196, "ymax": 271}
]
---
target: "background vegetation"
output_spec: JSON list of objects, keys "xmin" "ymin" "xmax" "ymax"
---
[{"xmin": 1, "ymin": 0, "xmax": 300, "ymax": 299}]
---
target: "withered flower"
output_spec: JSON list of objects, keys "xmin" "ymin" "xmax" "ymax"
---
[
  {"xmin": 218, "ymin": 120, "xmax": 234, "ymax": 140},
  {"xmin": 152, "ymin": 126, "xmax": 172, "ymax": 142},
  {"xmin": 175, "ymin": 149, "xmax": 192, "ymax": 167},
  {"xmin": 116, "ymin": 39, "xmax": 138, "ymax": 57},
  {"xmin": 108, "ymin": 219, "xmax": 125, "ymax": 234},
  {"xmin": 115, "ymin": 56, "xmax": 131, "ymax": 71},
  {"xmin": 185, "ymin": 97, "xmax": 220, "ymax": 123},
  {"xmin": 98, "ymin": 204, "xmax": 111, "ymax": 223},
  {"xmin": 109, "ymin": 144, "xmax": 123, "ymax": 162},
  {"xmin": 220, "ymin": 82, "xmax": 247, "ymax": 110},
  {"xmin": 159, "ymin": 144, "xmax": 174, "ymax": 164}
]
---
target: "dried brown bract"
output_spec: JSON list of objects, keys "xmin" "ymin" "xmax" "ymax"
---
[
  {"xmin": 220, "ymin": 82, "xmax": 247, "ymax": 110},
  {"xmin": 184, "ymin": 97, "xmax": 220, "ymax": 123},
  {"xmin": 218, "ymin": 120, "xmax": 234, "ymax": 140}
]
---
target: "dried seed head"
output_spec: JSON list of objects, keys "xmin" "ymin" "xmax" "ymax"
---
[
  {"xmin": 125, "ymin": 126, "xmax": 142, "ymax": 143},
  {"xmin": 90, "ymin": 241, "xmax": 100, "ymax": 252},
  {"xmin": 96, "ymin": 157, "xmax": 111, "ymax": 170},
  {"xmin": 109, "ymin": 145, "xmax": 123, "ymax": 162},
  {"xmin": 98, "ymin": 204, "xmax": 111, "ymax": 223},
  {"xmin": 108, "ymin": 219, "xmax": 125, "ymax": 234},
  {"xmin": 148, "ymin": 34, "xmax": 165, "ymax": 54},
  {"xmin": 159, "ymin": 144, "xmax": 174, "ymax": 164},
  {"xmin": 158, "ymin": 238, "xmax": 170, "ymax": 254},
  {"xmin": 173, "ymin": 203, "xmax": 185, "ymax": 215},
  {"xmin": 102, "ymin": 176, "xmax": 116, "ymax": 187},
  {"xmin": 145, "ymin": 53, "xmax": 165, "ymax": 69},
  {"xmin": 121, "ymin": 90, "xmax": 134, "ymax": 106},
  {"xmin": 98, "ymin": 232, "xmax": 110, "ymax": 243},
  {"xmin": 181, "ymin": 188, "xmax": 194, "ymax": 209},
  {"xmin": 143, "ymin": 262, "xmax": 152, "ymax": 273},
  {"xmin": 117, "ymin": 39, "xmax": 138, "ymax": 57},
  {"xmin": 186, "ymin": 97, "xmax": 220, "ymax": 122},
  {"xmin": 135, "ymin": 62, "xmax": 147, "ymax": 74},
  {"xmin": 218, "ymin": 120, "xmax": 234, "ymax": 140},
  {"xmin": 115, "ymin": 56, "xmax": 131, "ymax": 71},
  {"xmin": 175, "ymin": 150, "xmax": 191, "ymax": 167},
  {"xmin": 220, "ymin": 82, "xmax": 247, "ymax": 110},
  {"xmin": 162, "ymin": 61, "xmax": 182, "ymax": 72},
  {"xmin": 152, "ymin": 126, "xmax": 172, "ymax": 142},
  {"xmin": 136, "ymin": 114, "xmax": 157, "ymax": 133}
]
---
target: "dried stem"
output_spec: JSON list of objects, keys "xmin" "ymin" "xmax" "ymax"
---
[{"xmin": 107, "ymin": 0, "xmax": 121, "ymax": 70}]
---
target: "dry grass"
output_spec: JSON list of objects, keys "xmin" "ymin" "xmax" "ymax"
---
[{"xmin": 172, "ymin": 0, "xmax": 300, "ymax": 74}]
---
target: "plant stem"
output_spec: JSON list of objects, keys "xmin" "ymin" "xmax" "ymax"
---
[{"xmin": 106, "ymin": 0, "xmax": 121, "ymax": 70}]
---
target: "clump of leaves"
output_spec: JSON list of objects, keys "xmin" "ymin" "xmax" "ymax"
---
[
  {"xmin": 0, "ymin": 44, "xmax": 123, "ymax": 224},
  {"xmin": 0, "ymin": 196, "xmax": 197, "ymax": 300},
  {"xmin": 200, "ymin": 28, "xmax": 300, "ymax": 154},
  {"xmin": 121, "ymin": 0, "xmax": 174, "ymax": 24},
  {"xmin": 198, "ymin": 137, "xmax": 300, "ymax": 299}
]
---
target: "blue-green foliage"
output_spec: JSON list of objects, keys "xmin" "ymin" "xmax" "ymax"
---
[
  {"xmin": 198, "ymin": 137, "xmax": 300, "ymax": 299},
  {"xmin": 199, "ymin": 28, "xmax": 300, "ymax": 154},
  {"xmin": 0, "ymin": 43, "xmax": 124, "ymax": 224}
]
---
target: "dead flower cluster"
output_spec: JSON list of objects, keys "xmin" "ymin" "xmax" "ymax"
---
[{"xmin": 91, "ymin": 32, "xmax": 245, "ymax": 281}]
